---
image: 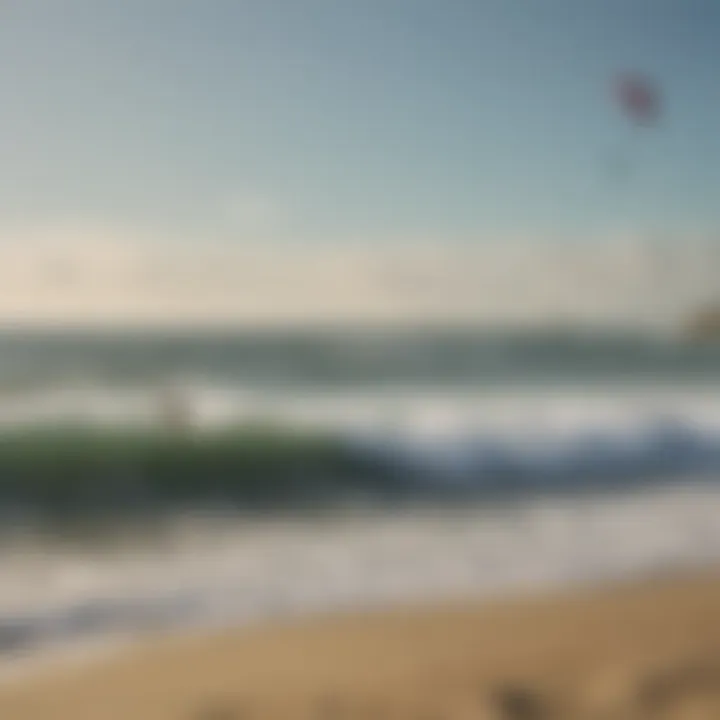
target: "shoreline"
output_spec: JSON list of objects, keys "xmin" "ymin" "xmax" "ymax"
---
[
  {"xmin": 1, "ymin": 569, "xmax": 720, "ymax": 717},
  {"xmin": 0, "ymin": 484, "xmax": 718, "ymax": 704}
]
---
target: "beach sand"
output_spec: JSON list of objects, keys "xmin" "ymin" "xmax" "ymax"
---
[{"xmin": 2, "ymin": 572, "xmax": 720, "ymax": 718}]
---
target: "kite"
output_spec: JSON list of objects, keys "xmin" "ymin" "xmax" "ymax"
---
[{"xmin": 613, "ymin": 72, "xmax": 661, "ymax": 127}]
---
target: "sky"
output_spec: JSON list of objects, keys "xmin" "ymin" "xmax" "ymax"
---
[
  {"xmin": 1, "ymin": 0, "xmax": 719, "ymax": 249},
  {"xmin": 0, "ymin": 1, "xmax": 719, "ymax": 326}
]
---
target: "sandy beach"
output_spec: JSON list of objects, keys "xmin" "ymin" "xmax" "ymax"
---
[{"xmin": 0, "ymin": 571, "xmax": 719, "ymax": 719}]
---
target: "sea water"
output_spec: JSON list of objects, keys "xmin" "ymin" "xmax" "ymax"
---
[{"xmin": 0, "ymin": 327, "xmax": 720, "ymax": 670}]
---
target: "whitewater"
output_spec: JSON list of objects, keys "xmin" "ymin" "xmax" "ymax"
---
[{"xmin": 1, "ymin": 378, "xmax": 720, "ymax": 677}]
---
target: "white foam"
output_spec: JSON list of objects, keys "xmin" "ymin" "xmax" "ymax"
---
[
  {"xmin": 0, "ymin": 482, "xmax": 719, "ymax": 670},
  {"xmin": 1, "ymin": 382, "xmax": 720, "ymax": 677}
]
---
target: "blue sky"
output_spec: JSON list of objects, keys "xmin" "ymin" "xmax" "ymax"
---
[{"xmin": 0, "ymin": 0, "xmax": 719, "ymax": 246}]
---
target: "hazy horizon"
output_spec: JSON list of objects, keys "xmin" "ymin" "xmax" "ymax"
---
[{"xmin": 0, "ymin": 230, "xmax": 715, "ymax": 330}]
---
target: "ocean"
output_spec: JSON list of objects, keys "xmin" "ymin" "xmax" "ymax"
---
[{"xmin": 1, "ymin": 326, "xmax": 720, "ymax": 675}]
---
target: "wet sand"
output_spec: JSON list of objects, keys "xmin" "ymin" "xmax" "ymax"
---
[{"xmin": 2, "ymin": 571, "xmax": 720, "ymax": 719}]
